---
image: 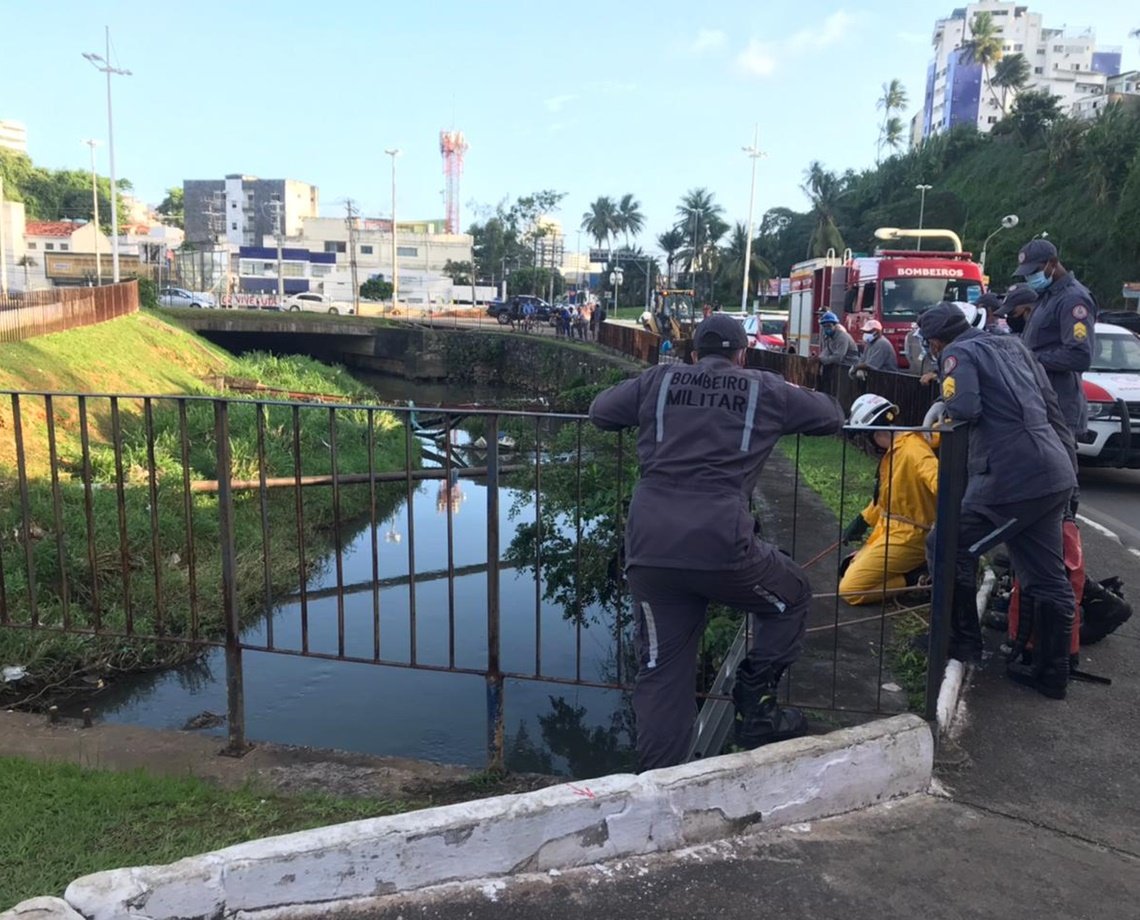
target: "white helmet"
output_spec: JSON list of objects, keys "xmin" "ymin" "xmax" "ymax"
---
[
  {"xmin": 951, "ymin": 301, "xmax": 987, "ymax": 330},
  {"xmin": 848, "ymin": 393, "xmax": 900, "ymax": 429}
]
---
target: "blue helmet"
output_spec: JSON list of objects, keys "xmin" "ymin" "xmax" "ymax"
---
[{"xmin": 820, "ymin": 311, "xmax": 839, "ymax": 325}]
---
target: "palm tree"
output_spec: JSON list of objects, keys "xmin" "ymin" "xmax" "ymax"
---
[
  {"xmin": 580, "ymin": 196, "xmax": 618, "ymax": 250},
  {"xmin": 876, "ymin": 79, "xmax": 908, "ymax": 162},
  {"xmin": 992, "ymin": 53, "xmax": 1030, "ymax": 111},
  {"xmin": 656, "ymin": 227, "xmax": 685, "ymax": 286},
  {"xmin": 675, "ymin": 188, "xmax": 726, "ymax": 275},
  {"xmin": 615, "ymin": 194, "xmax": 644, "ymax": 248},
  {"xmin": 961, "ymin": 11, "xmax": 1005, "ymax": 111},
  {"xmin": 718, "ymin": 222, "xmax": 772, "ymax": 303},
  {"xmin": 801, "ymin": 162, "xmax": 846, "ymax": 258},
  {"xmin": 16, "ymin": 254, "xmax": 37, "ymax": 289}
]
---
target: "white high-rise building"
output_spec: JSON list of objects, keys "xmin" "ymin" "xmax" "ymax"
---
[
  {"xmin": 0, "ymin": 119, "xmax": 28, "ymax": 153},
  {"xmin": 918, "ymin": 2, "xmax": 1122, "ymax": 141}
]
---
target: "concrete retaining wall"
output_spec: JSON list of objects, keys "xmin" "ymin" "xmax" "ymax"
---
[{"xmin": 55, "ymin": 715, "xmax": 932, "ymax": 920}]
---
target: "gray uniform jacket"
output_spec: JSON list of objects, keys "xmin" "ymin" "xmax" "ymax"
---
[
  {"xmin": 939, "ymin": 328, "xmax": 1076, "ymax": 510},
  {"xmin": 819, "ymin": 326, "xmax": 859, "ymax": 367},
  {"xmin": 1021, "ymin": 273, "xmax": 1096, "ymax": 435},
  {"xmin": 589, "ymin": 357, "xmax": 845, "ymax": 570},
  {"xmin": 852, "ymin": 334, "xmax": 898, "ymax": 376}
]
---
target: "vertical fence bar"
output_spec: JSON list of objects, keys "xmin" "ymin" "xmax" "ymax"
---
[
  {"xmin": 574, "ymin": 420, "xmax": 583, "ymax": 683},
  {"xmin": 256, "ymin": 403, "xmax": 273, "ymax": 649},
  {"xmin": 144, "ymin": 398, "xmax": 165, "ymax": 634},
  {"xmin": 291, "ymin": 405, "xmax": 309, "ymax": 653},
  {"xmin": 831, "ymin": 436, "xmax": 850, "ymax": 708},
  {"xmin": 109, "ymin": 398, "xmax": 133, "ymax": 633},
  {"xmin": 78, "ymin": 396, "xmax": 101, "ymax": 630},
  {"xmin": 10, "ymin": 394, "xmax": 38, "ymax": 625},
  {"xmin": 404, "ymin": 413, "xmax": 417, "ymax": 665},
  {"xmin": 329, "ymin": 406, "xmax": 346, "ymax": 657},
  {"xmin": 925, "ymin": 423, "xmax": 968, "ymax": 723},
  {"xmin": 44, "ymin": 395, "xmax": 71, "ymax": 629},
  {"xmin": 875, "ymin": 429, "xmax": 897, "ymax": 712},
  {"xmin": 215, "ymin": 400, "xmax": 248, "ymax": 755},
  {"xmin": 444, "ymin": 413, "xmax": 456, "ymax": 670},
  {"xmin": 533, "ymin": 416, "xmax": 542, "ymax": 677},
  {"xmin": 178, "ymin": 400, "xmax": 199, "ymax": 639},
  {"xmin": 615, "ymin": 428, "xmax": 626, "ymax": 686},
  {"xmin": 485, "ymin": 413, "xmax": 504, "ymax": 771},
  {"xmin": 367, "ymin": 409, "xmax": 381, "ymax": 662}
]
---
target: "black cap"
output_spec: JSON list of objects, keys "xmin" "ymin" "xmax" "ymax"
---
[
  {"xmin": 1012, "ymin": 239, "xmax": 1057, "ymax": 277},
  {"xmin": 917, "ymin": 302, "xmax": 970, "ymax": 342},
  {"xmin": 695, "ymin": 314, "xmax": 748, "ymax": 351},
  {"xmin": 974, "ymin": 292, "xmax": 1003, "ymax": 313},
  {"xmin": 993, "ymin": 285, "xmax": 1039, "ymax": 317}
]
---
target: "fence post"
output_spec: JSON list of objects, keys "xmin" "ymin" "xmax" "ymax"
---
[
  {"xmin": 214, "ymin": 399, "xmax": 250, "ymax": 756},
  {"xmin": 485, "ymin": 413, "xmax": 505, "ymax": 772},
  {"xmin": 924, "ymin": 422, "xmax": 968, "ymax": 723}
]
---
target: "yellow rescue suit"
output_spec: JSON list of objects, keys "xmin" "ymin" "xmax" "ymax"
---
[{"xmin": 840, "ymin": 431, "xmax": 938, "ymax": 605}]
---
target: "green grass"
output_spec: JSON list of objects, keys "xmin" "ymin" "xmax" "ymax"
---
[
  {"xmin": 0, "ymin": 756, "xmax": 418, "ymax": 910},
  {"xmin": 886, "ymin": 607, "xmax": 932, "ymax": 713},
  {"xmin": 777, "ymin": 435, "xmax": 877, "ymax": 520}
]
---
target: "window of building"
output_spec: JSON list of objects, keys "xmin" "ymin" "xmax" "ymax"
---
[
  {"xmin": 232, "ymin": 222, "xmax": 238, "ymax": 230},
  {"xmin": 1053, "ymin": 44, "xmax": 1063, "ymax": 52},
  {"xmin": 1014, "ymin": 43, "xmax": 1023, "ymax": 51},
  {"xmin": 360, "ymin": 244, "xmax": 374, "ymax": 255},
  {"xmin": 27, "ymin": 242, "xmax": 36, "ymax": 250},
  {"xmin": 397, "ymin": 246, "xmax": 418, "ymax": 257},
  {"xmin": 987, "ymin": 115, "xmax": 999, "ymax": 124},
  {"xmin": 45, "ymin": 242, "xmax": 54, "ymax": 251},
  {"xmin": 263, "ymin": 262, "xmax": 276, "ymax": 273},
  {"xmin": 311, "ymin": 264, "xmax": 331, "ymax": 277},
  {"xmin": 324, "ymin": 241, "xmax": 347, "ymax": 254},
  {"xmin": 231, "ymin": 201, "xmax": 237, "ymax": 209},
  {"xmin": 60, "ymin": 243, "xmax": 69, "ymax": 251},
  {"xmin": 281, "ymin": 263, "xmax": 304, "ymax": 278},
  {"xmin": 1034, "ymin": 66, "xmax": 1044, "ymax": 74}
]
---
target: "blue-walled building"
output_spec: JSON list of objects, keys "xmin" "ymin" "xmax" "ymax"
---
[{"xmin": 237, "ymin": 246, "xmax": 337, "ymax": 295}]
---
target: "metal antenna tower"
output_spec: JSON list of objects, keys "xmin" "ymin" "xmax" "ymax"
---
[{"xmin": 439, "ymin": 130, "xmax": 469, "ymax": 233}]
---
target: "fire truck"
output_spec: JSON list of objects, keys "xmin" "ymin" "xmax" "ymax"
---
[{"xmin": 787, "ymin": 228, "xmax": 986, "ymax": 368}]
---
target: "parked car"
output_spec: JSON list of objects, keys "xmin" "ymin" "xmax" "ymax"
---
[
  {"xmin": 486, "ymin": 295, "xmax": 555, "ymax": 325},
  {"xmin": 159, "ymin": 286, "xmax": 216, "ymax": 309},
  {"xmin": 741, "ymin": 312, "xmax": 789, "ymax": 351},
  {"xmin": 283, "ymin": 292, "xmax": 354, "ymax": 315},
  {"xmin": 1079, "ymin": 322, "xmax": 1140, "ymax": 468}
]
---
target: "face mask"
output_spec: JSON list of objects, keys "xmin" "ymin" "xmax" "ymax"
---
[
  {"xmin": 1024, "ymin": 269, "xmax": 1052, "ymax": 293},
  {"xmin": 822, "ymin": 325, "xmax": 836, "ymax": 337},
  {"xmin": 862, "ymin": 332, "xmax": 876, "ymax": 345},
  {"xmin": 1007, "ymin": 314, "xmax": 1027, "ymax": 334}
]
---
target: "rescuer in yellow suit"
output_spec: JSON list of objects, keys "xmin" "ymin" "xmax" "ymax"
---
[{"xmin": 839, "ymin": 394, "xmax": 938, "ymax": 605}]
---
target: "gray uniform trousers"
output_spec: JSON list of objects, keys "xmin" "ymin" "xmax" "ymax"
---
[
  {"xmin": 926, "ymin": 489, "xmax": 1075, "ymax": 611},
  {"xmin": 626, "ymin": 542, "xmax": 810, "ymax": 771}
]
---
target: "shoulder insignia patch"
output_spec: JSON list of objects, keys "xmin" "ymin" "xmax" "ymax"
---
[
  {"xmin": 1073, "ymin": 321, "xmax": 1088, "ymax": 341},
  {"xmin": 942, "ymin": 376, "xmax": 957, "ymax": 400},
  {"xmin": 1072, "ymin": 304, "xmax": 1089, "ymax": 320},
  {"xmin": 942, "ymin": 355, "xmax": 958, "ymax": 374}
]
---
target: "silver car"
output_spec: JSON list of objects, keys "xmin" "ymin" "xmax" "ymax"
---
[{"xmin": 159, "ymin": 286, "xmax": 216, "ymax": 309}]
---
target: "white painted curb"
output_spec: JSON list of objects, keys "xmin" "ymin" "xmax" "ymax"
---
[
  {"xmin": 935, "ymin": 567, "xmax": 997, "ymax": 738},
  {"xmin": 61, "ymin": 715, "xmax": 931, "ymax": 920}
]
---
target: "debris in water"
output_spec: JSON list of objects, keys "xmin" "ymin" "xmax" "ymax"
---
[
  {"xmin": 182, "ymin": 711, "xmax": 226, "ymax": 731},
  {"xmin": 2, "ymin": 665, "xmax": 28, "ymax": 683}
]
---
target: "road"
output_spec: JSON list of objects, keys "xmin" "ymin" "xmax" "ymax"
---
[{"xmin": 1078, "ymin": 465, "xmax": 1140, "ymax": 551}]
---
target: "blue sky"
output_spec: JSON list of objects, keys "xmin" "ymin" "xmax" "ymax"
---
[{"xmin": 2, "ymin": 0, "xmax": 1136, "ymax": 249}]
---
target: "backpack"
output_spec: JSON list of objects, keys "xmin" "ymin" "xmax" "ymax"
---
[{"xmin": 1080, "ymin": 576, "xmax": 1132, "ymax": 645}]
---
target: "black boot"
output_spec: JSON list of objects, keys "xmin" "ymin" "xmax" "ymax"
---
[
  {"xmin": 947, "ymin": 583, "xmax": 983, "ymax": 663},
  {"xmin": 732, "ymin": 659, "xmax": 808, "ymax": 750},
  {"xmin": 1033, "ymin": 600, "xmax": 1073, "ymax": 700}
]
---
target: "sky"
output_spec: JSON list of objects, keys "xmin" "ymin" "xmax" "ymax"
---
[{"xmin": 2, "ymin": 0, "xmax": 1137, "ymax": 251}]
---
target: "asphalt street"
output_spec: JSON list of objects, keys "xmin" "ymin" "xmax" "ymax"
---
[{"xmin": 1077, "ymin": 466, "xmax": 1140, "ymax": 551}]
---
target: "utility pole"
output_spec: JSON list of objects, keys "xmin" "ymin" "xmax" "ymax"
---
[
  {"xmin": 271, "ymin": 193, "xmax": 284, "ymax": 306},
  {"xmin": 83, "ymin": 27, "xmax": 130, "ymax": 283},
  {"xmin": 742, "ymin": 126, "xmax": 765, "ymax": 313},
  {"xmin": 915, "ymin": 184, "xmax": 932, "ymax": 251},
  {"xmin": 385, "ymin": 148, "xmax": 400, "ymax": 310},
  {"xmin": 83, "ymin": 139, "xmax": 102, "ymax": 285},
  {"xmin": 345, "ymin": 198, "xmax": 360, "ymax": 313}
]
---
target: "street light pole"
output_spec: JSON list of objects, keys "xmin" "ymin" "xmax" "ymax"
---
[
  {"xmin": 915, "ymin": 184, "xmax": 932, "ymax": 251},
  {"xmin": 979, "ymin": 214, "xmax": 1020, "ymax": 276},
  {"xmin": 84, "ymin": 139, "xmax": 102, "ymax": 285},
  {"xmin": 83, "ymin": 27, "xmax": 130, "ymax": 283},
  {"xmin": 385, "ymin": 148, "xmax": 400, "ymax": 310},
  {"xmin": 742, "ymin": 126, "xmax": 765, "ymax": 313}
]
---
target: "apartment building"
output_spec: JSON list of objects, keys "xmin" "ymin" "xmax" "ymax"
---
[{"xmin": 183, "ymin": 175, "xmax": 319, "ymax": 248}]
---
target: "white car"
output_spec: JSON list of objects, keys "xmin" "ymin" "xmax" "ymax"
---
[
  {"xmin": 741, "ymin": 313, "xmax": 789, "ymax": 351},
  {"xmin": 283, "ymin": 292, "xmax": 354, "ymax": 315},
  {"xmin": 159, "ymin": 286, "xmax": 216, "ymax": 309},
  {"xmin": 1079, "ymin": 322, "xmax": 1140, "ymax": 468}
]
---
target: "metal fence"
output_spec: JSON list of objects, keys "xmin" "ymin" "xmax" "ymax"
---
[
  {"xmin": 0, "ymin": 281, "xmax": 139, "ymax": 343},
  {"xmin": 0, "ymin": 389, "xmax": 966, "ymax": 769}
]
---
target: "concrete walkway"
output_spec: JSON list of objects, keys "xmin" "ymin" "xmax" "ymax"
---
[{"xmin": 344, "ymin": 520, "xmax": 1140, "ymax": 918}]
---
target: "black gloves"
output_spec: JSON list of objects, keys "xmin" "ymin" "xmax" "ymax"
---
[{"xmin": 843, "ymin": 515, "xmax": 870, "ymax": 545}]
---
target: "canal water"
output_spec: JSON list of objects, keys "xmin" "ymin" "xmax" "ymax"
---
[{"xmin": 78, "ymin": 374, "xmax": 635, "ymax": 778}]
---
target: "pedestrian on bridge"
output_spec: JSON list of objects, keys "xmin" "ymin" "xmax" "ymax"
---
[{"xmin": 589, "ymin": 314, "xmax": 845, "ymax": 770}]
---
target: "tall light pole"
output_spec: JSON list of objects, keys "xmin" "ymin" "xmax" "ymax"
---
[
  {"xmin": 741, "ymin": 126, "xmax": 766, "ymax": 313},
  {"xmin": 914, "ymin": 184, "xmax": 932, "ymax": 251},
  {"xmin": 83, "ymin": 139, "xmax": 102, "ymax": 285},
  {"xmin": 979, "ymin": 214, "xmax": 1019, "ymax": 276},
  {"xmin": 83, "ymin": 27, "xmax": 130, "ymax": 283},
  {"xmin": 385, "ymin": 148, "xmax": 400, "ymax": 309}
]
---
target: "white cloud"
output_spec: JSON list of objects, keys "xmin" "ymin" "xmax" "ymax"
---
[
  {"xmin": 690, "ymin": 28, "xmax": 727, "ymax": 54},
  {"xmin": 544, "ymin": 93, "xmax": 578, "ymax": 113},
  {"xmin": 736, "ymin": 39, "xmax": 778, "ymax": 77},
  {"xmin": 788, "ymin": 10, "xmax": 856, "ymax": 53}
]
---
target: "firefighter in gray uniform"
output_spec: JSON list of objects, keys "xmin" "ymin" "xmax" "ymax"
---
[
  {"xmin": 1011, "ymin": 239, "xmax": 1097, "ymax": 440},
  {"xmin": 918, "ymin": 303, "xmax": 1077, "ymax": 697},
  {"xmin": 589, "ymin": 314, "xmax": 845, "ymax": 770}
]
